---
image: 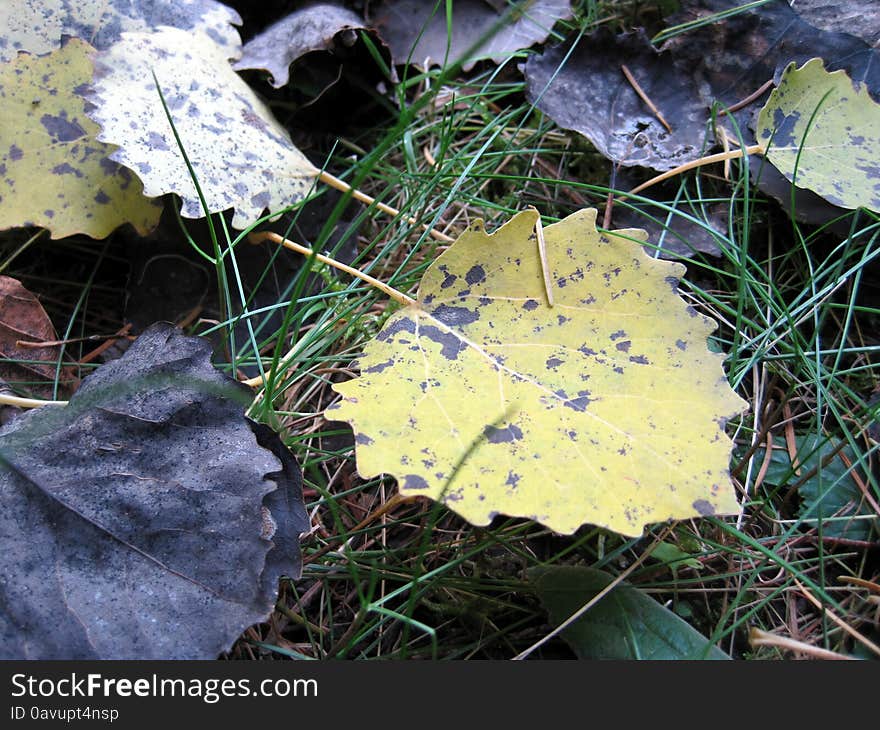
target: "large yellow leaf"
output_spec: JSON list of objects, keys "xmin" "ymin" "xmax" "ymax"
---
[
  {"xmin": 326, "ymin": 208, "xmax": 747, "ymax": 536},
  {"xmin": 0, "ymin": 39, "xmax": 162, "ymax": 239}
]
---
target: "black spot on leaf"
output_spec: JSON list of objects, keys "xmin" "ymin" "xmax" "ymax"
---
[
  {"xmin": 355, "ymin": 433, "xmax": 374, "ymax": 445},
  {"xmin": 51, "ymin": 163, "xmax": 81, "ymax": 177},
  {"xmin": 465, "ymin": 265, "xmax": 486, "ymax": 285},
  {"xmin": 483, "ymin": 424, "xmax": 523, "ymax": 443},
  {"xmin": 147, "ymin": 131, "xmax": 169, "ymax": 151},
  {"xmin": 364, "ymin": 358, "xmax": 395, "ymax": 374},
  {"xmin": 403, "ymin": 474, "xmax": 429, "ymax": 490},
  {"xmin": 522, "ymin": 299, "xmax": 539, "ymax": 311},
  {"xmin": 377, "ymin": 317, "xmax": 416, "ymax": 342},
  {"xmin": 421, "ymin": 325, "xmax": 467, "ymax": 360},
  {"xmin": 39, "ymin": 113, "xmax": 84, "ymax": 143},
  {"xmin": 692, "ymin": 499, "xmax": 714, "ymax": 516},
  {"xmin": 430, "ymin": 304, "xmax": 479, "ymax": 326}
]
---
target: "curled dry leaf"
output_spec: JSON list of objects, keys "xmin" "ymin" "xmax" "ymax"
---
[
  {"xmin": 327, "ymin": 208, "xmax": 747, "ymax": 536},
  {"xmin": 373, "ymin": 0, "xmax": 572, "ymax": 70},
  {"xmin": 86, "ymin": 27, "xmax": 318, "ymax": 229},
  {"xmin": 0, "ymin": 276, "xmax": 77, "ymax": 398},
  {"xmin": 0, "ymin": 323, "xmax": 307, "ymax": 659},
  {"xmin": 792, "ymin": 0, "xmax": 880, "ymax": 47},
  {"xmin": 234, "ymin": 2, "xmax": 369, "ymax": 88},
  {"xmin": 665, "ymin": 0, "xmax": 880, "ymax": 109}
]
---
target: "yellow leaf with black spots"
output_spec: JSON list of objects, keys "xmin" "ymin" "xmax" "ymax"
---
[
  {"xmin": 327, "ymin": 208, "xmax": 747, "ymax": 536},
  {"xmin": 0, "ymin": 39, "xmax": 161, "ymax": 239},
  {"xmin": 757, "ymin": 57, "xmax": 880, "ymax": 212}
]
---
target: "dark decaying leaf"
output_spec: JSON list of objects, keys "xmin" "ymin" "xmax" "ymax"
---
[
  {"xmin": 792, "ymin": 0, "xmax": 880, "ymax": 47},
  {"xmin": 530, "ymin": 565, "xmax": 730, "ymax": 659},
  {"xmin": 372, "ymin": 0, "xmax": 571, "ymax": 71},
  {"xmin": 665, "ymin": 0, "xmax": 880, "ymax": 111},
  {"xmin": 0, "ymin": 276, "xmax": 76, "ymax": 398},
  {"xmin": 234, "ymin": 2, "xmax": 369, "ymax": 88},
  {"xmin": 609, "ymin": 201, "xmax": 727, "ymax": 259},
  {"xmin": 524, "ymin": 29, "xmax": 711, "ymax": 171},
  {"xmin": 0, "ymin": 323, "xmax": 307, "ymax": 659},
  {"xmin": 0, "ymin": 0, "xmax": 243, "ymax": 62}
]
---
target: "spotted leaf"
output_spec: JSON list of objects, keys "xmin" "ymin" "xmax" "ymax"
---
[
  {"xmin": 756, "ymin": 58, "xmax": 880, "ymax": 212},
  {"xmin": 0, "ymin": 0, "xmax": 242, "ymax": 62},
  {"xmin": 327, "ymin": 208, "xmax": 747, "ymax": 536},
  {"xmin": 0, "ymin": 39, "xmax": 162, "ymax": 239},
  {"xmin": 86, "ymin": 27, "xmax": 318, "ymax": 229}
]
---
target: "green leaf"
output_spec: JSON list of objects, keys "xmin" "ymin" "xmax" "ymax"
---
[
  {"xmin": 326, "ymin": 208, "xmax": 747, "ymax": 536},
  {"xmin": 650, "ymin": 541, "xmax": 703, "ymax": 572},
  {"xmin": 0, "ymin": 39, "xmax": 162, "ymax": 239},
  {"xmin": 529, "ymin": 565, "xmax": 730, "ymax": 659},
  {"xmin": 745, "ymin": 435, "xmax": 876, "ymax": 541},
  {"xmin": 756, "ymin": 57, "xmax": 880, "ymax": 211},
  {"xmin": 86, "ymin": 27, "xmax": 319, "ymax": 229}
]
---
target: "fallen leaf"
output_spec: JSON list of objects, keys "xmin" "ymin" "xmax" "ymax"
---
[
  {"xmin": 86, "ymin": 27, "xmax": 319, "ymax": 229},
  {"xmin": 234, "ymin": 2, "xmax": 368, "ymax": 88},
  {"xmin": 662, "ymin": 0, "xmax": 880, "ymax": 222},
  {"xmin": 524, "ymin": 29, "xmax": 711, "ymax": 171},
  {"xmin": 0, "ymin": 276, "xmax": 76, "ymax": 398},
  {"xmin": 530, "ymin": 565, "xmax": 730, "ymax": 659},
  {"xmin": 0, "ymin": 323, "xmax": 307, "ymax": 659},
  {"xmin": 0, "ymin": 39, "xmax": 163, "ymax": 239},
  {"xmin": 792, "ymin": 0, "xmax": 880, "ymax": 47},
  {"xmin": 742, "ymin": 435, "xmax": 876, "ymax": 541},
  {"xmin": 327, "ymin": 208, "xmax": 746, "ymax": 536},
  {"xmin": 373, "ymin": 0, "xmax": 572, "ymax": 70},
  {"xmin": 664, "ymin": 0, "xmax": 880, "ymax": 110},
  {"xmin": 756, "ymin": 58, "xmax": 880, "ymax": 211},
  {"xmin": 609, "ymin": 195, "xmax": 728, "ymax": 259},
  {"xmin": 0, "ymin": 0, "xmax": 242, "ymax": 62}
]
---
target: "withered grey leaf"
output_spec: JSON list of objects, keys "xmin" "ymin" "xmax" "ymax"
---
[
  {"xmin": 792, "ymin": 0, "xmax": 880, "ymax": 47},
  {"xmin": 610, "ymin": 206, "xmax": 726, "ymax": 260},
  {"xmin": 234, "ymin": 2, "xmax": 368, "ymax": 88},
  {"xmin": 525, "ymin": 29, "xmax": 711, "ymax": 171},
  {"xmin": 0, "ymin": 323, "xmax": 305, "ymax": 659},
  {"xmin": 665, "ymin": 0, "xmax": 880, "ymax": 112},
  {"xmin": 251, "ymin": 422, "xmax": 309, "ymax": 599},
  {"xmin": 373, "ymin": 0, "xmax": 571, "ymax": 71}
]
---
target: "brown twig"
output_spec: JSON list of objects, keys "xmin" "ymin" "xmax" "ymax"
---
[
  {"xmin": 719, "ymin": 79, "xmax": 775, "ymax": 117},
  {"xmin": 621, "ymin": 64, "xmax": 672, "ymax": 133}
]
